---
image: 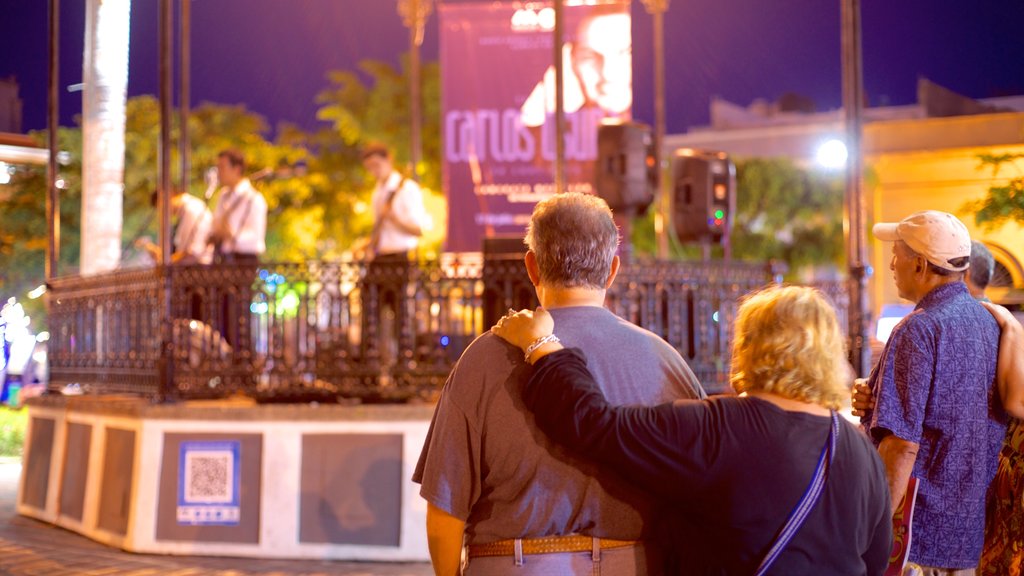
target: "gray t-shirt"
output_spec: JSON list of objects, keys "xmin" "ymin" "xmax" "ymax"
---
[{"xmin": 412, "ymin": 305, "xmax": 704, "ymax": 544}]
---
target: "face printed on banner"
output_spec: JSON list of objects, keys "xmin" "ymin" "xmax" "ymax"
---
[{"xmin": 572, "ymin": 11, "xmax": 632, "ymax": 115}]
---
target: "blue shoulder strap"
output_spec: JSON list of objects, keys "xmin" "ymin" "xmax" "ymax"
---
[{"xmin": 754, "ymin": 410, "xmax": 839, "ymax": 576}]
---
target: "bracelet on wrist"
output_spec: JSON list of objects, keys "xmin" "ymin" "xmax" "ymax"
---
[{"xmin": 523, "ymin": 334, "xmax": 560, "ymax": 363}]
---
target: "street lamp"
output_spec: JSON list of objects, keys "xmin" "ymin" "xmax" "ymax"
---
[{"xmin": 816, "ymin": 138, "xmax": 848, "ymax": 170}]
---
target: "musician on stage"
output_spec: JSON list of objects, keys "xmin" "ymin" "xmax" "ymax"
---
[
  {"xmin": 361, "ymin": 142, "xmax": 426, "ymax": 260},
  {"xmin": 358, "ymin": 143, "xmax": 427, "ymax": 364}
]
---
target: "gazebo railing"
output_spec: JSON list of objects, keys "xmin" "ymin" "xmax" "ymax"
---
[{"xmin": 47, "ymin": 255, "xmax": 828, "ymax": 401}]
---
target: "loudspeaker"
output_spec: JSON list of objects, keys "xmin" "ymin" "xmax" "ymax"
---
[
  {"xmin": 595, "ymin": 122, "xmax": 655, "ymax": 216},
  {"xmin": 672, "ymin": 150, "xmax": 735, "ymax": 243},
  {"xmin": 481, "ymin": 235, "xmax": 537, "ymax": 329}
]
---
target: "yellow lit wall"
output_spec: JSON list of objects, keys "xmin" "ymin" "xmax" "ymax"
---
[{"xmin": 864, "ymin": 112, "xmax": 1024, "ymax": 317}]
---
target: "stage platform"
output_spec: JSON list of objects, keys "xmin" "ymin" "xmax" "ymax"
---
[{"xmin": 16, "ymin": 395, "xmax": 434, "ymax": 561}]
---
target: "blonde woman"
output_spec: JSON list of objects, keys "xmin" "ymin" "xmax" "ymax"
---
[{"xmin": 492, "ymin": 286, "xmax": 892, "ymax": 575}]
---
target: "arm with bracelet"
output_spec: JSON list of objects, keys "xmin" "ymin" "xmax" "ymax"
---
[{"xmin": 496, "ymin": 307, "xmax": 564, "ymax": 364}]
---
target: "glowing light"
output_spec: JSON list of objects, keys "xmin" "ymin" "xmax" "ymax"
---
[
  {"xmin": 0, "ymin": 162, "xmax": 10, "ymax": 185},
  {"xmin": 27, "ymin": 284, "xmax": 46, "ymax": 299},
  {"xmin": 816, "ymin": 139, "xmax": 848, "ymax": 169},
  {"xmin": 278, "ymin": 291, "xmax": 301, "ymax": 317},
  {"xmin": 712, "ymin": 311, "xmax": 720, "ymax": 323},
  {"xmin": 714, "ymin": 209, "xmax": 725, "ymax": 219},
  {"xmin": 36, "ymin": 331, "xmax": 50, "ymax": 342},
  {"xmin": 440, "ymin": 335, "xmax": 451, "ymax": 347}
]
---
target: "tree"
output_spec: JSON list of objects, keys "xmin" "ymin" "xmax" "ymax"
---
[
  {"xmin": 1, "ymin": 52, "xmax": 446, "ymax": 325},
  {"xmin": 731, "ymin": 158, "xmax": 845, "ymax": 277},
  {"xmin": 314, "ymin": 54, "xmax": 444, "ymax": 256},
  {"xmin": 626, "ymin": 158, "xmax": 845, "ymax": 276},
  {"xmin": 963, "ymin": 153, "xmax": 1024, "ymax": 229},
  {"xmin": 0, "ymin": 126, "xmax": 83, "ymax": 322},
  {"xmin": 122, "ymin": 96, "xmax": 325, "ymax": 262}
]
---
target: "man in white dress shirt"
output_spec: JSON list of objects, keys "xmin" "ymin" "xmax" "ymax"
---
[
  {"xmin": 209, "ymin": 149, "xmax": 267, "ymax": 351},
  {"xmin": 361, "ymin": 143, "xmax": 426, "ymax": 258},
  {"xmin": 139, "ymin": 189, "xmax": 213, "ymax": 265},
  {"xmin": 359, "ymin": 143, "xmax": 427, "ymax": 365},
  {"xmin": 210, "ymin": 148, "xmax": 267, "ymax": 263}
]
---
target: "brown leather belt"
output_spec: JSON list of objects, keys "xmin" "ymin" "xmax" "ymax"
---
[{"xmin": 467, "ymin": 534, "xmax": 638, "ymax": 558}]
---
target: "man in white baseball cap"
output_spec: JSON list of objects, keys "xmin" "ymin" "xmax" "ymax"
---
[
  {"xmin": 873, "ymin": 210, "xmax": 971, "ymax": 272},
  {"xmin": 860, "ymin": 210, "xmax": 1003, "ymax": 574}
]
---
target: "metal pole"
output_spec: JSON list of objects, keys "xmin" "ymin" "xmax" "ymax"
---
[
  {"xmin": 553, "ymin": 0, "xmax": 566, "ymax": 193},
  {"xmin": 46, "ymin": 0, "xmax": 60, "ymax": 281},
  {"xmin": 159, "ymin": 0, "xmax": 175, "ymax": 400},
  {"xmin": 398, "ymin": 0, "xmax": 432, "ymax": 181},
  {"xmin": 640, "ymin": 0, "xmax": 670, "ymax": 258},
  {"xmin": 842, "ymin": 0, "xmax": 870, "ymax": 376},
  {"xmin": 179, "ymin": 0, "xmax": 190, "ymax": 194},
  {"xmin": 409, "ymin": 1, "xmax": 421, "ymax": 180}
]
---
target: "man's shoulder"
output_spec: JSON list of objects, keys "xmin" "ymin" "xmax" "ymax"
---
[
  {"xmin": 445, "ymin": 332, "xmax": 522, "ymax": 391},
  {"xmin": 921, "ymin": 289, "xmax": 999, "ymax": 334},
  {"xmin": 183, "ymin": 195, "xmax": 210, "ymax": 214},
  {"xmin": 555, "ymin": 306, "xmax": 654, "ymax": 337}
]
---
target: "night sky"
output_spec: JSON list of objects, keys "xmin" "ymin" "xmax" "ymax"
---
[{"xmin": 3, "ymin": 0, "xmax": 1024, "ymax": 136}]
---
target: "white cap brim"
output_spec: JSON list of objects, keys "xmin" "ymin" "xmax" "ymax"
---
[{"xmin": 872, "ymin": 222, "xmax": 900, "ymax": 241}]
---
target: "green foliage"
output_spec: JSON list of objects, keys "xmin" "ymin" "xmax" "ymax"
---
[
  {"xmin": 0, "ymin": 407, "xmax": 27, "ymax": 458},
  {"xmin": 0, "ymin": 127, "xmax": 83, "ymax": 321},
  {"xmin": 1, "ymin": 52, "xmax": 444, "ymax": 317},
  {"xmin": 626, "ymin": 159, "xmax": 845, "ymax": 274},
  {"xmin": 314, "ymin": 55, "xmax": 444, "ymax": 255},
  {"xmin": 963, "ymin": 153, "xmax": 1024, "ymax": 229},
  {"xmin": 732, "ymin": 158, "xmax": 845, "ymax": 275}
]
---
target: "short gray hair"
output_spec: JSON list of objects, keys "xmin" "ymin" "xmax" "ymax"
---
[{"xmin": 524, "ymin": 193, "xmax": 619, "ymax": 289}]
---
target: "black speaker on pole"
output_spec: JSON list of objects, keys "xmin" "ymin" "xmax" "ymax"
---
[
  {"xmin": 594, "ymin": 121, "xmax": 655, "ymax": 216},
  {"xmin": 672, "ymin": 149, "xmax": 735, "ymax": 244}
]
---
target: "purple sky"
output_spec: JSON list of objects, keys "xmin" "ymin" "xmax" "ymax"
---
[{"xmin": 3, "ymin": 0, "xmax": 1023, "ymax": 135}]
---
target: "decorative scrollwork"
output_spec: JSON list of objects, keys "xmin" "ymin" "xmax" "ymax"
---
[{"xmin": 46, "ymin": 257, "xmax": 839, "ymax": 402}]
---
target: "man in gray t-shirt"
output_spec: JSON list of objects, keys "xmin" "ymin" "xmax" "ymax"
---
[{"xmin": 413, "ymin": 193, "xmax": 704, "ymax": 575}]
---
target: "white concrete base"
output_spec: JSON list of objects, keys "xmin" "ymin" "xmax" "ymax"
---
[{"xmin": 18, "ymin": 398, "xmax": 434, "ymax": 561}]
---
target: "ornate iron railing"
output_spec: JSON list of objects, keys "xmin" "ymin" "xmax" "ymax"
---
[{"xmin": 47, "ymin": 256, "xmax": 840, "ymax": 401}]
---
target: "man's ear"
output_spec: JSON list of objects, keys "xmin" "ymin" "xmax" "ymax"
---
[
  {"xmin": 525, "ymin": 250, "xmax": 541, "ymax": 286},
  {"xmin": 605, "ymin": 255, "xmax": 620, "ymax": 289}
]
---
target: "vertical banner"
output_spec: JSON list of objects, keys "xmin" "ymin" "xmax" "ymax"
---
[{"xmin": 439, "ymin": 1, "xmax": 632, "ymax": 252}]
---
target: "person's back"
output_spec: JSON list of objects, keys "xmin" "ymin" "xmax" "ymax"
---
[
  {"xmin": 866, "ymin": 211, "xmax": 1005, "ymax": 570},
  {"xmin": 871, "ymin": 283, "xmax": 1002, "ymax": 566},
  {"xmin": 415, "ymin": 307, "xmax": 700, "ymax": 573},
  {"xmin": 413, "ymin": 192, "xmax": 702, "ymax": 575},
  {"xmin": 487, "ymin": 285, "xmax": 892, "ymax": 575},
  {"xmin": 664, "ymin": 397, "xmax": 889, "ymax": 575}
]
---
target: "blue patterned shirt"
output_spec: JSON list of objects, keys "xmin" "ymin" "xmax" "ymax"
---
[{"xmin": 865, "ymin": 281, "xmax": 1004, "ymax": 568}]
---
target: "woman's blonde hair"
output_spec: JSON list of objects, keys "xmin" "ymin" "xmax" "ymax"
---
[{"xmin": 730, "ymin": 285, "xmax": 850, "ymax": 410}]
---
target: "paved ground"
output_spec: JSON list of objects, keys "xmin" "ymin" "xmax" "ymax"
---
[{"xmin": 0, "ymin": 462, "xmax": 433, "ymax": 576}]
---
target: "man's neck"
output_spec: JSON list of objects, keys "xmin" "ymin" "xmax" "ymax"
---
[
  {"xmin": 911, "ymin": 275, "xmax": 962, "ymax": 303},
  {"xmin": 378, "ymin": 171, "xmax": 397, "ymax": 187},
  {"xmin": 537, "ymin": 286, "xmax": 606, "ymax": 309},
  {"xmin": 223, "ymin": 178, "xmax": 245, "ymax": 193}
]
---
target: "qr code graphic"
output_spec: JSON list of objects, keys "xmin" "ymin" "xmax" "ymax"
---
[{"xmin": 184, "ymin": 451, "xmax": 234, "ymax": 504}]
